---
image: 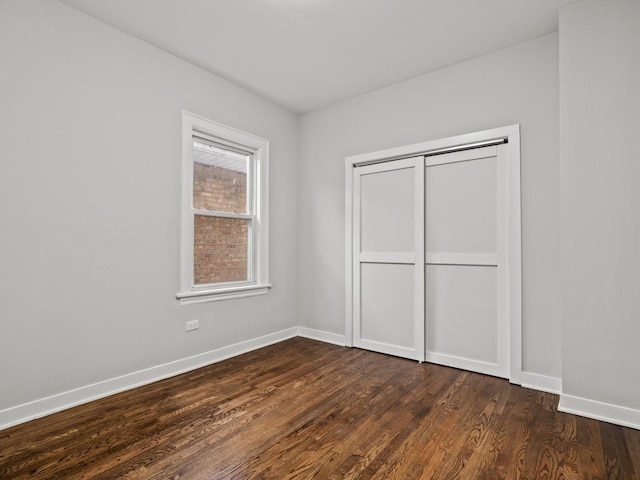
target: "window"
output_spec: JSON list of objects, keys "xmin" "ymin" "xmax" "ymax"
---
[{"xmin": 177, "ymin": 111, "xmax": 270, "ymax": 304}]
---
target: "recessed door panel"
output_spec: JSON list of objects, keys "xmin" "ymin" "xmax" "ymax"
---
[
  {"xmin": 426, "ymin": 264, "xmax": 498, "ymax": 364},
  {"xmin": 426, "ymin": 156, "xmax": 497, "ymax": 254},
  {"xmin": 361, "ymin": 263, "xmax": 414, "ymax": 350},
  {"xmin": 360, "ymin": 167, "xmax": 415, "ymax": 253}
]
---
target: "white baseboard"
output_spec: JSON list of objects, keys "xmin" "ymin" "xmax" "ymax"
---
[
  {"xmin": 358, "ymin": 339, "xmax": 416, "ymax": 360},
  {"xmin": 425, "ymin": 352, "xmax": 502, "ymax": 378},
  {"xmin": 521, "ymin": 372, "xmax": 562, "ymax": 395},
  {"xmin": 559, "ymin": 393, "xmax": 640, "ymax": 430},
  {"xmin": 6, "ymin": 328, "xmax": 638, "ymax": 433},
  {"xmin": 297, "ymin": 327, "xmax": 346, "ymax": 346},
  {"xmin": 0, "ymin": 327, "xmax": 298, "ymax": 431}
]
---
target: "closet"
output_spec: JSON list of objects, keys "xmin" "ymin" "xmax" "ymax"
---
[{"xmin": 346, "ymin": 126, "xmax": 521, "ymax": 382}]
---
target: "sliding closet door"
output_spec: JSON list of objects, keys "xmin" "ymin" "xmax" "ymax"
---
[
  {"xmin": 425, "ymin": 144, "xmax": 508, "ymax": 378},
  {"xmin": 352, "ymin": 157, "xmax": 424, "ymax": 360}
]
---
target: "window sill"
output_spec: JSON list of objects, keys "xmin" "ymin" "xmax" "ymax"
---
[{"xmin": 176, "ymin": 283, "xmax": 271, "ymax": 305}]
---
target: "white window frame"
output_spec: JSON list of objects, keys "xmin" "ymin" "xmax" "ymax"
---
[{"xmin": 177, "ymin": 111, "xmax": 270, "ymax": 304}]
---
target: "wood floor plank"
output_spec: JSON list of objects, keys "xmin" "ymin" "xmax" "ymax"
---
[
  {"xmin": 1, "ymin": 337, "xmax": 639, "ymax": 479},
  {"xmin": 89, "ymin": 344, "xmax": 371, "ymax": 479},
  {"xmin": 240, "ymin": 369, "xmax": 408, "ymax": 479},
  {"xmin": 576, "ymin": 415, "xmax": 607, "ymax": 480},
  {"xmin": 385, "ymin": 373, "xmax": 491, "ymax": 479},
  {"xmin": 600, "ymin": 420, "xmax": 637, "ymax": 480},
  {"xmin": 328, "ymin": 364, "xmax": 460, "ymax": 480},
  {"xmin": 625, "ymin": 426, "xmax": 640, "ymax": 478}
]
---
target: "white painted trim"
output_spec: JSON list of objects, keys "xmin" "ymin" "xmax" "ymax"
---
[
  {"xmin": 177, "ymin": 284, "xmax": 271, "ymax": 305},
  {"xmin": 297, "ymin": 327, "xmax": 346, "ymax": 346},
  {"xmin": 559, "ymin": 394, "xmax": 640, "ymax": 431},
  {"xmin": 425, "ymin": 145, "xmax": 497, "ymax": 167},
  {"xmin": 506, "ymin": 126, "xmax": 522, "ymax": 384},
  {"xmin": 359, "ymin": 252, "xmax": 415, "ymax": 264},
  {"xmin": 358, "ymin": 339, "xmax": 416, "ymax": 360},
  {"xmin": 345, "ymin": 155, "xmax": 354, "ymax": 347},
  {"xmin": 425, "ymin": 252, "xmax": 497, "ymax": 266},
  {"xmin": 425, "ymin": 352, "xmax": 502, "ymax": 378},
  {"xmin": 178, "ymin": 111, "xmax": 270, "ymax": 304},
  {"xmin": 413, "ymin": 156, "xmax": 426, "ymax": 362},
  {"xmin": 347, "ymin": 125, "xmax": 514, "ymax": 166},
  {"xmin": 495, "ymin": 143, "xmax": 509, "ymax": 379},
  {"xmin": 521, "ymin": 372, "xmax": 562, "ymax": 395},
  {"xmin": 193, "ymin": 209, "xmax": 253, "ymax": 220},
  {"xmin": 351, "ymin": 168, "xmax": 363, "ymax": 349},
  {"xmin": 0, "ymin": 327, "xmax": 297, "ymax": 432},
  {"xmin": 357, "ymin": 157, "xmax": 416, "ymax": 175}
]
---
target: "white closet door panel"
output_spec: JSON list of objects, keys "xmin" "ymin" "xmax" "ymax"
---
[
  {"xmin": 360, "ymin": 167, "xmax": 415, "ymax": 253},
  {"xmin": 360, "ymin": 263, "xmax": 414, "ymax": 350},
  {"xmin": 424, "ymin": 146, "xmax": 507, "ymax": 379},
  {"xmin": 353, "ymin": 156, "xmax": 424, "ymax": 361},
  {"xmin": 426, "ymin": 265, "xmax": 498, "ymax": 364},
  {"xmin": 426, "ymin": 156, "xmax": 497, "ymax": 254}
]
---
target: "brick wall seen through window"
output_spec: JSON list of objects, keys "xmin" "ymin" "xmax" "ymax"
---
[{"xmin": 193, "ymin": 154, "xmax": 249, "ymax": 285}]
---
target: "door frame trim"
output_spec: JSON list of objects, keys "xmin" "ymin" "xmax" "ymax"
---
[{"xmin": 345, "ymin": 124, "xmax": 522, "ymax": 384}]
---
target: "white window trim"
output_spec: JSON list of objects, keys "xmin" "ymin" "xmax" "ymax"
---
[{"xmin": 177, "ymin": 111, "xmax": 270, "ymax": 304}]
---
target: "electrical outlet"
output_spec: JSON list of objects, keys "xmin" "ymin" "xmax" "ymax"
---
[{"xmin": 186, "ymin": 319, "xmax": 199, "ymax": 332}]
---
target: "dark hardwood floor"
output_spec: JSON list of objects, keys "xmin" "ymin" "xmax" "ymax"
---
[{"xmin": 1, "ymin": 337, "xmax": 639, "ymax": 479}]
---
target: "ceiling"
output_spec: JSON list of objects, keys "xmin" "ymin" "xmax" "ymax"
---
[{"xmin": 59, "ymin": 0, "xmax": 575, "ymax": 113}]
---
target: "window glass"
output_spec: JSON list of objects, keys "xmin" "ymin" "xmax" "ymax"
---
[
  {"xmin": 193, "ymin": 215, "xmax": 250, "ymax": 285},
  {"xmin": 192, "ymin": 139, "xmax": 249, "ymax": 214}
]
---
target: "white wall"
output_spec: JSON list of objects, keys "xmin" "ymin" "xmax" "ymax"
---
[
  {"xmin": 559, "ymin": 0, "xmax": 640, "ymax": 415},
  {"xmin": 298, "ymin": 33, "xmax": 562, "ymax": 380},
  {"xmin": 0, "ymin": 0, "xmax": 298, "ymax": 416}
]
